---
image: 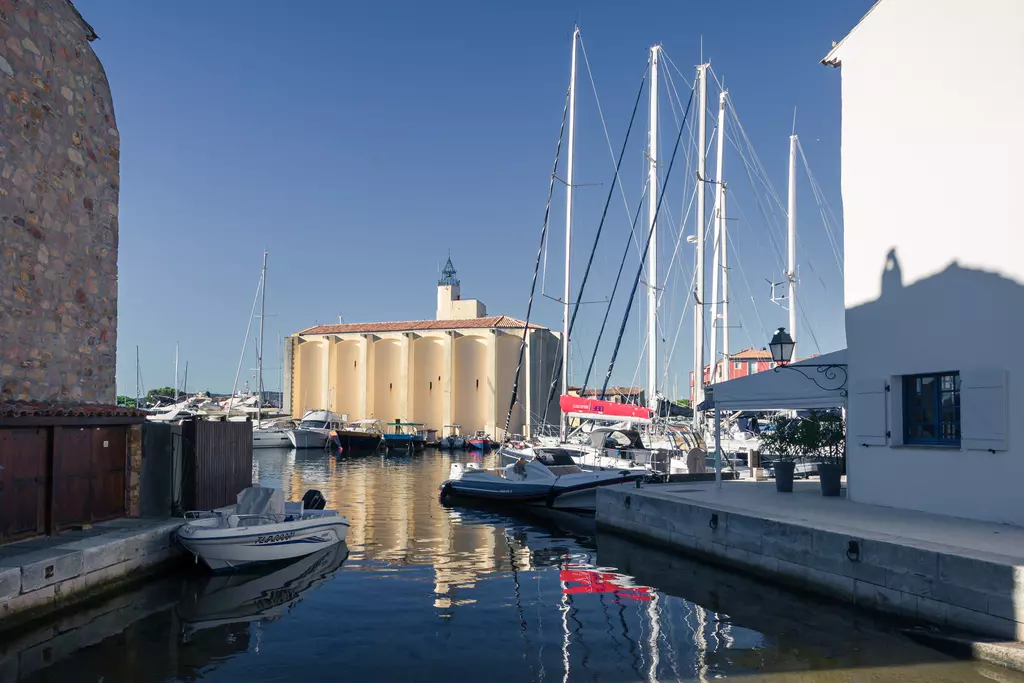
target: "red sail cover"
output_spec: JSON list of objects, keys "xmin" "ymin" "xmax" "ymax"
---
[{"xmin": 559, "ymin": 395, "xmax": 652, "ymax": 420}]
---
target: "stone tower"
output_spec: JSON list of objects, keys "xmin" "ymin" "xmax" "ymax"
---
[{"xmin": 436, "ymin": 254, "xmax": 486, "ymax": 320}]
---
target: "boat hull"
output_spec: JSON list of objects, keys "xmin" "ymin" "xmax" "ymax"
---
[
  {"xmin": 467, "ymin": 439, "xmax": 490, "ymax": 451},
  {"xmin": 439, "ymin": 473, "xmax": 642, "ymax": 512},
  {"xmin": 178, "ymin": 514, "xmax": 350, "ymax": 572},
  {"xmin": 253, "ymin": 429, "xmax": 291, "ymax": 449},
  {"xmin": 334, "ymin": 430, "xmax": 384, "ymax": 452},
  {"xmin": 288, "ymin": 429, "xmax": 329, "ymax": 449}
]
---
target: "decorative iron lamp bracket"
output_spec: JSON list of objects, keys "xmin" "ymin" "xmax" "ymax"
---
[{"xmin": 773, "ymin": 363, "xmax": 848, "ymax": 397}]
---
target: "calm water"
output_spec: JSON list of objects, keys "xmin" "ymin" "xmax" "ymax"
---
[{"xmin": 4, "ymin": 448, "xmax": 1020, "ymax": 683}]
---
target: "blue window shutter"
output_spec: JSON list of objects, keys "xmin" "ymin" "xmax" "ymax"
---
[
  {"xmin": 961, "ymin": 369, "xmax": 1008, "ymax": 452},
  {"xmin": 852, "ymin": 379, "xmax": 887, "ymax": 446}
]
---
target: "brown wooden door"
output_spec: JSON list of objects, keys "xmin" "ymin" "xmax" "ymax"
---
[
  {"xmin": 0, "ymin": 428, "xmax": 48, "ymax": 541},
  {"xmin": 91, "ymin": 426, "xmax": 126, "ymax": 521},
  {"xmin": 52, "ymin": 427, "xmax": 93, "ymax": 528}
]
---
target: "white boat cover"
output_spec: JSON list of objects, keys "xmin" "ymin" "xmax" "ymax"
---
[
  {"xmin": 235, "ymin": 486, "xmax": 285, "ymax": 517},
  {"xmin": 702, "ymin": 348, "xmax": 848, "ymax": 411}
]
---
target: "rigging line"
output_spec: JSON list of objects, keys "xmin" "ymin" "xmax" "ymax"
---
[
  {"xmin": 797, "ymin": 137, "xmax": 844, "ymax": 276},
  {"xmin": 660, "ymin": 252, "xmax": 697, "ymax": 394},
  {"xmin": 797, "ymin": 295, "xmax": 823, "ymax": 356},
  {"xmin": 723, "ymin": 93, "xmax": 790, "ymax": 232},
  {"xmin": 602, "ymin": 86, "xmax": 695, "ymax": 397},
  {"xmin": 579, "ymin": 35, "xmax": 646, "ymax": 260},
  {"xmin": 543, "ymin": 67, "xmax": 649, "ymax": 414},
  {"xmin": 726, "ymin": 220, "xmax": 769, "ymax": 346},
  {"xmin": 724, "ymin": 104, "xmax": 787, "ymax": 274},
  {"xmin": 504, "ymin": 84, "xmax": 570, "ymax": 438},
  {"xmin": 580, "ymin": 180, "xmax": 650, "ymax": 394}
]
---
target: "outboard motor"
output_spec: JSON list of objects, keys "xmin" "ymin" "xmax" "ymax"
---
[{"xmin": 301, "ymin": 489, "xmax": 327, "ymax": 510}]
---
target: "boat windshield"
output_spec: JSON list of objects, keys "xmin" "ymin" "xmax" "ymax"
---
[
  {"xmin": 534, "ymin": 449, "xmax": 579, "ymax": 467},
  {"xmin": 298, "ymin": 420, "xmax": 328, "ymax": 430}
]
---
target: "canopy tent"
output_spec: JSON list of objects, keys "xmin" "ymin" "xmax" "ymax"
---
[{"xmin": 699, "ymin": 349, "xmax": 848, "ymax": 412}]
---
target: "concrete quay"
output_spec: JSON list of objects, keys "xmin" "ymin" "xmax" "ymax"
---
[
  {"xmin": 596, "ymin": 481, "xmax": 1024, "ymax": 642},
  {"xmin": 0, "ymin": 517, "xmax": 185, "ymax": 627}
]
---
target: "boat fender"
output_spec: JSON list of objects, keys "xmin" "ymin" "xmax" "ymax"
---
[{"xmin": 439, "ymin": 481, "xmax": 453, "ymax": 503}]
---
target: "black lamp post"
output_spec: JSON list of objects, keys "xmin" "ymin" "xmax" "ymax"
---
[
  {"xmin": 768, "ymin": 327, "xmax": 848, "ymax": 396},
  {"xmin": 768, "ymin": 327, "xmax": 796, "ymax": 366}
]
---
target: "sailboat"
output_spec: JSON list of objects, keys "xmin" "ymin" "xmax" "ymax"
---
[{"xmin": 250, "ymin": 252, "xmax": 292, "ymax": 449}]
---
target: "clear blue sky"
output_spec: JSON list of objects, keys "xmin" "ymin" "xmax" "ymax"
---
[{"xmin": 76, "ymin": 0, "xmax": 870, "ymax": 399}]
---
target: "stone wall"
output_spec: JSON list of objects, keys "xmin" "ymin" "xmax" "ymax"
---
[
  {"xmin": 0, "ymin": 1, "xmax": 118, "ymax": 404},
  {"xmin": 597, "ymin": 486, "xmax": 1024, "ymax": 641}
]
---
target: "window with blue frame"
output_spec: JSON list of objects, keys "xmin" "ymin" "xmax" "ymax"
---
[{"xmin": 903, "ymin": 372, "xmax": 961, "ymax": 446}]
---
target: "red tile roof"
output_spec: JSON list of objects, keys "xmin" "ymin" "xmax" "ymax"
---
[
  {"xmin": 300, "ymin": 315, "xmax": 547, "ymax": 335},
  {"xmin": 0, "ymin": 402, "xmax": 148, "ymax": 419},
  {"xmin": 728, "ymin": 348, "xmax": 773, "ymax": 361}
]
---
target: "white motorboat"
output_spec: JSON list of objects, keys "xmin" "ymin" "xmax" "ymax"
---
[
  {"xmin": 439, "ymin": 449, "xmax": 646, "ymax": 512},
  {"xmin": 287, "ymin": 410, "xmax": 344, "ymax": 449},
  {"xmin": 178, "ymin": 486, "xmax": 349, "ymax": 571},
  {"xmin": 254, "ymin": 428, "xmax": 292, "ymax": 448}
]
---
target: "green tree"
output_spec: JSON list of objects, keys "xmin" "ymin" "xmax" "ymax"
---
[
  {"xmin": 116, "ymin": 395, "xmax": 137, "ymax": 408},
  {"xmin": 146, "ymin": 386, "xmax": 177, "ymax": 404},
  {"xmin": 673, "ymin": 399, "xmax": 690, "ymax": 407}
]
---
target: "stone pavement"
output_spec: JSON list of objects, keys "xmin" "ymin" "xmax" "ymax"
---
[
  {"xmin": 0, "ymin": 517, "xmax": 184, "ymax": 626},
  {"xmin": 597, "ymin": 481, "xmax": 1024, "ymax": 641}
]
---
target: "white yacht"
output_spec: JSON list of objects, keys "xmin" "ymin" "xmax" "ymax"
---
[{"xmin": 287, "ymin": 410, "xmax": 345, "ymax": 449}]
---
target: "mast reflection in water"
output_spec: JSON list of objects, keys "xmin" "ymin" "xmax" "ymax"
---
[{"xmin": 6, "ymin": 448, "xmax": 1023, "ymax": 683}]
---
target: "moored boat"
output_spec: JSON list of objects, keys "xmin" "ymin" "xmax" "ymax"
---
[
  {"xmin": 287, "ymin": 410, "xmax": 345, "ymax": 449},
  {"xmin": 467, "ymin": 430, "xmax": 492, "ymax": 451},
  {"xmin": 177, "ymin": 486, "xmax": 349, "ymax": 571},
  {"xmin": 438, "ymin": 449, "xmax": 645, "ymax": 512},
  {"xmin": 333, "ymin": 419, "xmax": 386, "ymax": 451}
]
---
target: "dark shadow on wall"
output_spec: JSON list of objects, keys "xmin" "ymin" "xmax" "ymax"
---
[{"xmin": 852, "ymin": 249, "xmax": 1022, "ymax": 361}]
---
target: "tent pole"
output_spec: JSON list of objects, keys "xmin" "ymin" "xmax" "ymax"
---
[{"xmin": 714, "ymin": 407, "xmax": 722, "ymax": 488}]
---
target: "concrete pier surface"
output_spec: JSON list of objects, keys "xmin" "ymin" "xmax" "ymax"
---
[
  {"xmin": 0, "ymin": 517, "xmax": 184, "ymax": 627},
  {"xmin": 597, "ymin": 481, "xmax": 1024, "ymax": 642}
]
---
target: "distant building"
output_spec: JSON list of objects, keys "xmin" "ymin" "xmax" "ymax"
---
[
  {"xmin": 689, "ymin": 349, "xmax": 779, "ymax": 403},
  {"xmin": 285, "ymin": 256, "xmax": 561, "ymax": 437},
  {"xmin": 0, "ymin": 2, "xmax": 145, "ymax": 543},
  {"xmin": 568, "ymin": 386, "xmax": 646, "ymax": 406}
]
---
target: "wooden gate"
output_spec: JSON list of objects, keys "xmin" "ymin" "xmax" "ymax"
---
[
  {"xmin": 52, "ymin": 426, "xmax": 127, "ymax": 530},
  {"xmin": 0, "ymin": 428, "xmax": 48, "ymax": 542}
]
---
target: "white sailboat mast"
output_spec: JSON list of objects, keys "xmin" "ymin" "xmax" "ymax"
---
[
  {"xmin": 721, "ymin": 188, "xmax": 729, "ymax": 376},
  {"xmin": 257, "ymin": 250, "xmax": 268, "ymax": 424},
  {"xmin": 560, "ymin": 26, "xmax": 579, "ymax": 439},
  {"xmin": 787, "ymin": 134, "xmax": 798, "ymax": 353},
  {"xmin": 646, "ymin": 44, "xmax": 660, "ymax": 409},
  {"xmin": 709, "ymin": 89, "xmax": 726, "ymax": 385},
  {"xmin": 693, "ymin": 63, "xmax": 708, "ymax": 423}
]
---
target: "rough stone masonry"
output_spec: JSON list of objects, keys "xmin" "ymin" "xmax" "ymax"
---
[{"xmin": 0, "ymin": 0, "xmax": 118, "ymax": 404}]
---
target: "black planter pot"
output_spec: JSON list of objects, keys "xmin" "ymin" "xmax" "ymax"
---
[
  {"xmin": 774, "ymin": 461, "xmax": 796, "ymax": 493},
  {"xmin": 818, "ymin": 463, "xmax": 842, "ymax": 496}
]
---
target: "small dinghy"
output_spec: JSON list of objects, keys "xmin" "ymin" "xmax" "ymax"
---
[
  {"xmin": 438, "ymin": 449, "xmax": 646, "ymax": 512},
  {"xmin": 178, "ymin": 486, "xmax": 349, "ymax": 571}
]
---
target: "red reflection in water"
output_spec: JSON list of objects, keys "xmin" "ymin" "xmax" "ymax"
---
[{"xmin": 559, "ymin": 567, "xmax": 653, "ymax": 602}]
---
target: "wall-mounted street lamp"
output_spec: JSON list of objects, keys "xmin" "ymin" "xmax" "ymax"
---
[{"xmin": 768, "ymin": 327, "xmax": 848, "ymax": 397}]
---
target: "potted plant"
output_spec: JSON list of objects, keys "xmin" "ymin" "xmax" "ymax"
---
[
  {"xmin": 813, "ymin": 412, "xmax": 845, "ymax": 497},
  {"xmin": 759, "ymin": 415, "xmax": 800, "ymax": 492}
]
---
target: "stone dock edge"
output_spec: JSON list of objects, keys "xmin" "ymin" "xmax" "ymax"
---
[
  {"xmin": 0, "ymin": 519, "xmax": 186, "ymax": 631},
  {"xmin": 595, "ymin": 486, "xmax": 1024, "ymax": 656}
]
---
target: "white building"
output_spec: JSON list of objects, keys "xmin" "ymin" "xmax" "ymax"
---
[
  {"xmin": 826, "ymin": 0, "xmax": 1023, "ymax": 525},
  {"xmin": 284, "ymin": 257, "xmax": 561, "ymax": 438}
]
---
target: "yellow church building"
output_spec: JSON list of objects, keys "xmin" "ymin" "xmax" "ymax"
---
[{"xmin": 284, "ymin": 257, "xmax": 561, "ymax": 438}]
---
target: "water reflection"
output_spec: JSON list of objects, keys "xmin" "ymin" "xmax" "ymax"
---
[{"xmin": 5, "ymin": 448, "xmax": 1023, "ymax": 683}]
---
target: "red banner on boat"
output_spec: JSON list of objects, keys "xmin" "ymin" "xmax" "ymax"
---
[{"xmin": 559, "ymin": 395, "xmax": 652, "ymax": 420}]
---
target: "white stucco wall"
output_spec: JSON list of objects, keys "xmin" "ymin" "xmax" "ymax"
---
[
  {"xmin": 372, "ymin": 338, "xmax": 405, "ymax": 423},
  {"xmin": 331, "ymin": 339, "xmax": 363, "ymax": 418},
  {"xmin": 294, "ymin": 338, "xmax": 325, "ymax": 416},
  {"xmin": 412, "ymin": 336, "xmax": 445, "ymax": 431},
  {"xmin": 837, "ymin": 0, "xmax": 1024, "ymax": 525},
  {"xmin": 453, "ymin": 334, "xmax": 491, "ymax": 435},
  {"xmin": 495, "ymin": 333, "xmax": 526, "ymax": 439}
]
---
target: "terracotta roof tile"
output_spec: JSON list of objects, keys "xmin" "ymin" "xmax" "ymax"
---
[
  {"xmin": 728, "ymin": 348, "xmax": 773, "ymax": 360},
  {"xmin": 299, "ymin": 315, "xmax": 547, "ymax": 335},
  {"xmin": 0, "ymin": 402, "xmax": 148, "ymax": 419}
]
